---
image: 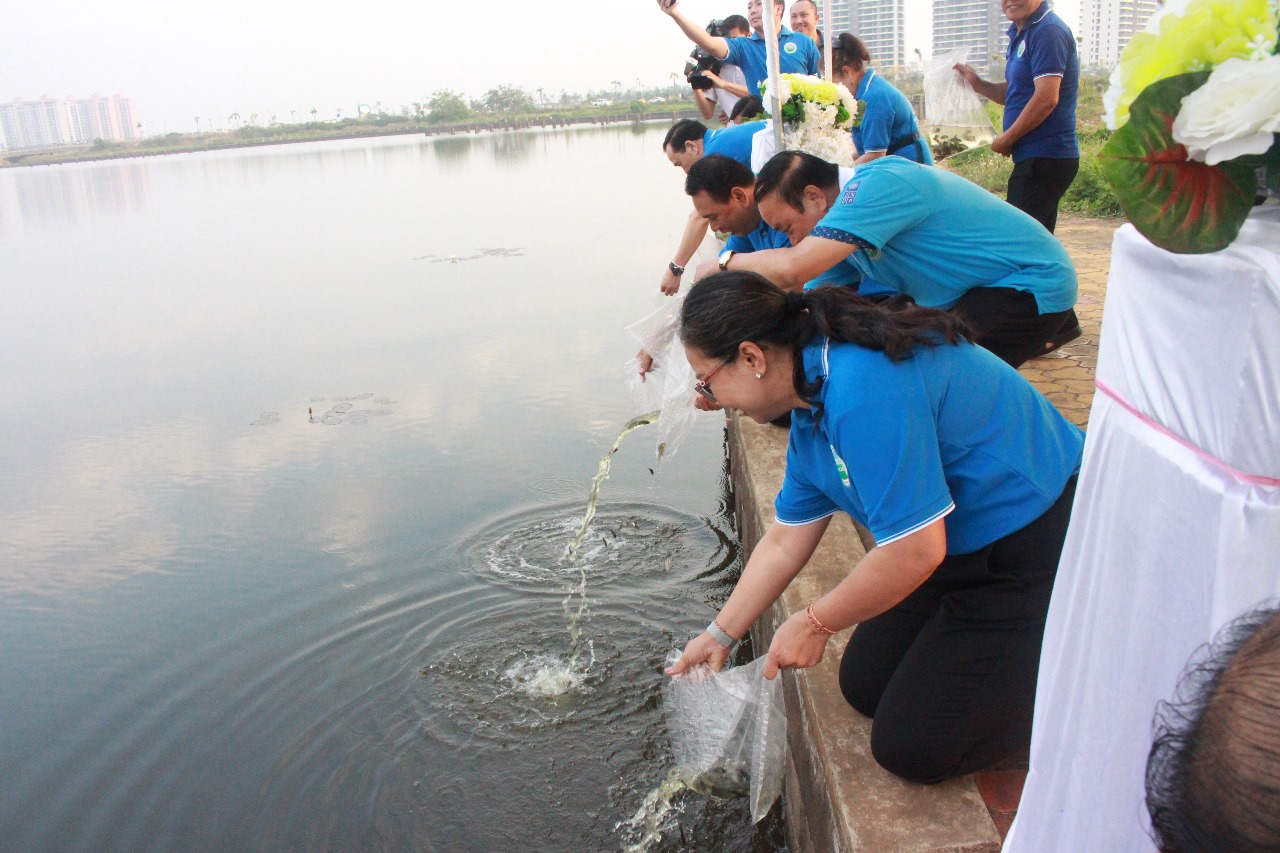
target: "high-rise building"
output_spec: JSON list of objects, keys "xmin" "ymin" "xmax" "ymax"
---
[
  {"xmin": 822, "ymin": 0, "xmax": 906, "ymax": 70},
  {"xmin": 932, "ymin": 0, "xmax": 1007, "ymax": 77},
  {"xmin": 1081, "ymin": 0, "xmax": 1158, "ymax": 68},
  {"xmin": 0, "ymin": 95, "xmax": 139, "ymax": 150},
  {"xmin": 67, "ymin": 95, "xmax": 140, "ymax": 143},
  {"xmin": 825, "ymin": 0, "xmax": 855, "ymax": 41},
  {"xmin": 0, "ymin": 98, "xmax": 72, "ymax": 151}
]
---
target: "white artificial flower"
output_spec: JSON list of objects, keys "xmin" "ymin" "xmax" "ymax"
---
[
  {"xmin": 1100, "ymin": 0, "xmax": 1198, "ymax": 129},
  {"xmin": 763, "ymin": 76, "xmax": 791, "ymax": 112},
  {"xmin": 1102, "ymin": 64, "xmax": 1126, "ymax": 130},
  {"xmin": 1172, "ymin": 55, "xmax": 1280, "ymax": 165}
]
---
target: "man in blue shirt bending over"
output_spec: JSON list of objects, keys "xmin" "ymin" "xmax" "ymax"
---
[
  {"xmin": 728, "ymin": 151, "xmax": 1082, "ymax": 367},
  {"xmin": 688, "ymin": 154, "xmax": 877, "ymax": 295},
  {"xmin": 657, "ymin": 0, "xmax": 820, "ymax": 97},
  {"xmin": 686, "ymin": 155, "xmax": 791, "ymax": 257},
  {"xmin": 657, "ymin": 119, "xmax": 763, "ymax": 295},
  {"xmin": 954, "ymin": 0, "xmax": 1079, "ymax": 233}
]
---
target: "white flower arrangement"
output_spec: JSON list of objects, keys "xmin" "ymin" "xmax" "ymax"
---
[
  {"xmin": 1097, "ymin": 0, "xmax": 1280, "ymax": 253},
  {"xmin": 756, "ymin": 74, "xmax": 859, "ymax": 167},
  {"xmin": 1102, "ymin": 0, "xmax": 1279, "ymax": 130},
  {"xmin": 1172, "ymin": 55, "xmax": 1280, "ymax": 165}
]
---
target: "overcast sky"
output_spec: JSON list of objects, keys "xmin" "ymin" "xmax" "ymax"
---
[{"xmin": 4, "ymin": 0, "xmax": 1079, "ymax": 134}]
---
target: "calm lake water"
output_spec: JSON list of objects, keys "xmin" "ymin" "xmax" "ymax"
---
[{"xmin": 0, "ymin": 128, "xmax": 784, "ymax": 851}]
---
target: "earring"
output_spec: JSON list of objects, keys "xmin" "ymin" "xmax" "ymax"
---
[{"xmin": 755, "ymin": 372, "xmax": 762, "ymax": 379}]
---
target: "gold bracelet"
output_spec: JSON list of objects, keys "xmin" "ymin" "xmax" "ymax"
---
[{"xmin": 806, "ymin": 602, "xmax": 837, "ymax": 636}]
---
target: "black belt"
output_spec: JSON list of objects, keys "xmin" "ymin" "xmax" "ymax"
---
[{"xmin": 887, "ymin": 131, "xmax": 925, "ymax": 161}]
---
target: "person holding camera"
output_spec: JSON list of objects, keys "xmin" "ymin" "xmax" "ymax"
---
[
  {"xmin": 690, "ymin": 15, "xmax": 751, "ymax": 124},
  {"xmin": 658, "ymin": 0, "xmax": 820, "ymax": 98}
]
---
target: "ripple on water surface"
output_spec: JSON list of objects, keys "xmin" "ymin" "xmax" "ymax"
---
[{"xmin": 456, "ymin": 500, "xmax": 737, "ymax": 594}]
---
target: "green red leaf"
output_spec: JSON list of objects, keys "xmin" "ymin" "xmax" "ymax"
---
[
  {"xmin": 1099, "ymin": 72, "xmax": 1257, "ymax": 254},
  {"xmin": 1236, "ymin": 136, "xmax": 1280, "ymax": 192}
]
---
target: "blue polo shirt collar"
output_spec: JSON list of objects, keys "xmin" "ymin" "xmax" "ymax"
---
[
  {"xmin": 854, "ymin": 68, "xmax": 876, "ymax": 99},
  {"xmin": 1008, "ymin": 2, "xmax": 1052, "ymax": 36},
  {"xmin": 748, "ymin": 25, "xmax": 797, "ymax": 42},
  {"xmin": 802, "ymin": 336, "xmax": 831, "ymax": 388}
]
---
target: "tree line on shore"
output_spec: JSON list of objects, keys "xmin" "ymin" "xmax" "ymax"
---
[{"xmin": 2, "ymin": 73, "xmax": 1123, "ymax": 218}]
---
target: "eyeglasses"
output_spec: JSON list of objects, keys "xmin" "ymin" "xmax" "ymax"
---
[{"xmin": 694, "ymin": 357, "xmax": 732, "ymax": 402}]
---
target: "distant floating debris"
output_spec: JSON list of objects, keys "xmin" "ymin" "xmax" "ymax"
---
[
  {"xmin": 253, "ymin": 395, "xmax": 394, "ymax": 427},
  {"xmin": 413, "ymin": 247, "xmax": 524, "ymax": 264},
  {"xmin": 309, "ymin": 393, "xmax": 394, "ymax": 426}
]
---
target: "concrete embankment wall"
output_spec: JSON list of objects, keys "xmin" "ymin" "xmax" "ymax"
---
[{"xmin": 727, "ymin": 411, "xmax": 1001, "ymax": 853}]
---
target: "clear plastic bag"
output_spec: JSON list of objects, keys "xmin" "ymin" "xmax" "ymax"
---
[
  {"xmin": 624, "ymin": 296, "xmax": 697, "ymax": 461},
  {"xmin": 662, "ymin": 651, "xmax": 788, "ymax": 823},
  {"xmin": 922, "ymin": 48, "xmax": 997, "ymax": 150}
]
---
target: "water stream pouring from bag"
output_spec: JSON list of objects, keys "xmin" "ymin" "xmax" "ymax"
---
[
  {"xmin": 562, "ymin": 410, "xmax": 660, "ymax": 667},
  {"xmin": 512, "ymin": 411, "xmax": 661, "ymax": 699}
]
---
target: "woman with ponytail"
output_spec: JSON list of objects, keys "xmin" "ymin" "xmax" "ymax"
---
[
  {"xmin": 666, "ymin": 271, "xmax": 1083, "ymax": 784},
  {"xmin": 831, "ymin": 33, "xmax": 932, "ymax": 166}
]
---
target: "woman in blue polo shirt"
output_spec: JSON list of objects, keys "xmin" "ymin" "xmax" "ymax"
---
[
  {"xmin": 830, "ymin": 33, "xmax": 932, "ymax": 166},
  {"xmin": 665, "ymin": 271, "xmax": 1083, "ymax": 783}
]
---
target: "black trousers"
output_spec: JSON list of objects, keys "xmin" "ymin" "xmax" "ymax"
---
[
  {"xmin": 951, "ymin": 286, "xmax": 1080, "ymax": 368},
  {"xmin": 838, "ymin": 476, "xmax": 1078, "ymax": 784},
  {"xmin": 1006, "ymin": 156, "xmax": 1080, "ymax": 233}
]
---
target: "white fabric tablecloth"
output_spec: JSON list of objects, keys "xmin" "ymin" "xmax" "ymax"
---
[{"xmin": 1005, "ymin": 206, "xmax": 1280, "ymax": 853}]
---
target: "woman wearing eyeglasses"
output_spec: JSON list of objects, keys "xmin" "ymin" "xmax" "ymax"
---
[{"xmin": 665, "ymin": 270, "xmax": 1082, "ymax": 783}]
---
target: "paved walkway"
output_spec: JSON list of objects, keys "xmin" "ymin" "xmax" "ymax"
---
[
  {"xmin": 973, "ymin": 214, "xmax": 1122, "ymax": 839},
  {"xmin": 1018, "ymin": 216, "xmax": 1121, "ymax": 429}
]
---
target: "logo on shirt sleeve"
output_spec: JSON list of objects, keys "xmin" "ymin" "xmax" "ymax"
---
[
  {"xmin": 840, "ymin": 181, "xmax": 861, "ymax": 206},
  {"xmin": 783, "ymin": 42, "xmax": 797, "ymax": 54}
]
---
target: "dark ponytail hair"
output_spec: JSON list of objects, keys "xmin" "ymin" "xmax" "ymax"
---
[
  {"xmin": 680, "ymin": 271, "xmax": 969, "ymax": 406},
  {"xmin": 832, "ymin": 32, "xmax": 871, "ymax": 74}
]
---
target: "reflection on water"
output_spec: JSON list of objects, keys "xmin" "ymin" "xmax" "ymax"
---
[
  {"xmin": 482, "ymin": 130, "xmax": 538, "ymax": 165},
  {"xmin": 0, "ymin": 129, "xmax": 782, "ymax": 851},
  {"xmin": 0, "ymin": 161, "xmax": 151, "ymax": 227},
  {"xmin": 428, "ymin": 134, "xmax": 474, "ymax": 171}
]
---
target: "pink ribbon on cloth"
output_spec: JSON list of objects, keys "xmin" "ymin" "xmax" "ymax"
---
[{"xmin": 1094, "ymin": 379, "xmax": 1280, "ymax": 488}]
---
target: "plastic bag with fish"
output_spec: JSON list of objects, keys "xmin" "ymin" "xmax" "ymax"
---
[
  {"xmin": 662, "ymin": 650, "xmax": 788, "ymax": 823},
  {"xmin": 624, "ymin": 295, "xmax": 698, "ymax": 461},
  {"xmin": 922, "ymin": 47, "xmax": 997, "ymax": 152}
]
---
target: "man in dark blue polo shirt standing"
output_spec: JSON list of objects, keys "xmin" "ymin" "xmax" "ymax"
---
[{"xmin": 955, "ymin": 0, "xmax": 1079, "ymax": 233}]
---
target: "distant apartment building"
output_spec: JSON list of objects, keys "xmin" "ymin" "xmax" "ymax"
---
[
  {"xmin": 932, "ymin": 0, "xmax": 1008, "ymax": 77},
  {"xmin": 0, "ymin": 95, "xmax": 139, "ymax": 150},
  {"xmin": 823, "ymin": 0, "xmax": 906, "ymax": 69},
  {"xmin": 825, "ymin": 0, "xmax": 854, "ymax": 41},
  {"xmin": 0, "ymin": 97, "xmax": 71, "ymax": 151},
  {"xmin": 1082, "ymin": 0, "xmax": 1158, "ymax": 68}
]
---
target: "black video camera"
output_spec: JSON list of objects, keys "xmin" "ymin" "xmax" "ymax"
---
[{"xmin": 684, "ymin": 20, "xmax": 725, "ymax": 90}]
